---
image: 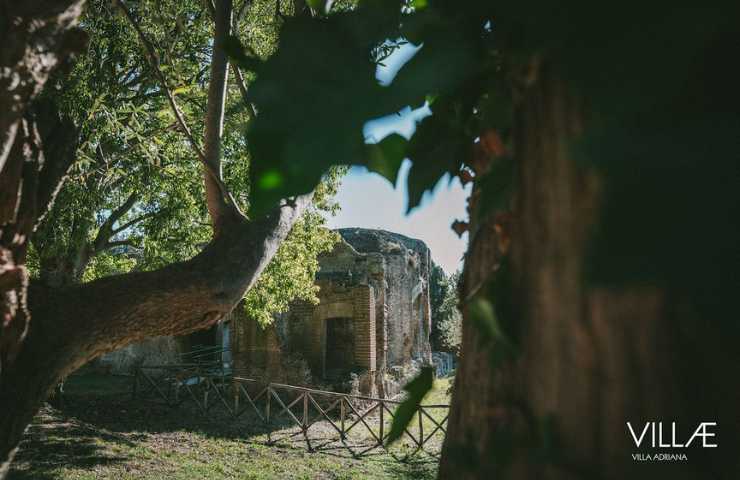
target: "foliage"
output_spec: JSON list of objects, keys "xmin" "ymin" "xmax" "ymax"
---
[
  {"xmin": 434, "ymin": 271, "xmax": 462, "ymax": 354},
  {"xmin": 229, "ymin": 0, "xmax": 489, "ymax": 215},
  {"xmin": 32, "ymin": 0, "xmax": 345, "ymax": 324},
  {"xmin": 386, "ymin": 366, "xmax": 434, "ymax": 445},
  {"xmin": 244, "ymin": 211, "xmax": 339, "ymax": 326},
  {"xmin": 429, "ymin": 264, "xmax": 445, "ymax": 305},
  {"xmin": 428, "ymin": 263, "xmax": 446, "ymax": 345},
  {"xmin": 430, "ymin": 268, "xmax": 462, "ymax": 353}
]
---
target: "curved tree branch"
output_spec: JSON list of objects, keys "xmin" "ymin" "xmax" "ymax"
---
[
  {"xmin": 0, "ymin": 192, "xmax": 312, "ymax": 478},
  {"xmin": 111, "ymin": 210, "xmax": 160, "ymax": 236},
  {"xmin": 92, "ymin": 192, "xmax": 138, "ymax": 252}
]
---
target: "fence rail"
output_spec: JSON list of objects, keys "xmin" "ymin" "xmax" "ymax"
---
[{"xmin": 132, "ymin": 365, "xmax": 448, "ymax": 460}]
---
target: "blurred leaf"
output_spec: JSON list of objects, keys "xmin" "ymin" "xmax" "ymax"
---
[
  {"xmin": 244, "ymin": 1, "xmax": 485, "ymax": 215},
  {"xmin": 410, "ymin": 0, "xmax": 428, "ymax": 10},
  {"xmin": 223, "ymin": 34, "xmax": 260, "ymax": 72},
  {"xmin": 406, "ymin": 99, "xmax": 470, "ymax": 211},
  {"xmin": 386, "ymin": 366, "xmax": 433, "ymax": 444},
  {"xmin": 363, "ymin": 133, "xmax": 407, "ymax": 184},
  {"xmin": 451, "ymin": 219, "xmax": 468, "ymax": 237}
]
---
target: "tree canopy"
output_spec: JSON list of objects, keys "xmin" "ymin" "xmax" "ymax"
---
[{"xmin": 29, "ymin": 0, "xmax": 345, "ymax": 323}]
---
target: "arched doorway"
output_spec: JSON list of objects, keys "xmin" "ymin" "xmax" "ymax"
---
[{"xmin": 324, "ymin": 317, "xmax": 355, "ymax": 378}]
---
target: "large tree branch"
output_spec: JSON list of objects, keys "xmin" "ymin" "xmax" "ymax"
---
[{"xmin": 1, "ymin": 190, "xmax": 312, "ymax": 477}]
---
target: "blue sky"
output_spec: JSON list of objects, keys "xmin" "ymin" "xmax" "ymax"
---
[
  {"xmin": 325, "ymin": 160, "xmax": 470, "ymax": 274},
  {"xmin": 322, "ymin": 41, "xmax": 471, "ymax": 274}
]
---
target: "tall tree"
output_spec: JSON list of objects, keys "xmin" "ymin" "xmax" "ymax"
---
[
  {"xmin": 0, "ymin": 0, "xmax": 332, "ymax": 475},
  {"xmin": 28, "ymin": 0, "xmax": 341, "ymax": 321}
]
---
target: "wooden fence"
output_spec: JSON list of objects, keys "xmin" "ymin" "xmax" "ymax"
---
[{"xmin": 132, "ymin": 365, "xmax": 448, "ymax": 460}]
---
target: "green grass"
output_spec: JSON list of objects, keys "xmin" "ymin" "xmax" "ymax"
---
[{"xmin": 9, "ymin": 374, "xmax": 453, "ymax": 479}]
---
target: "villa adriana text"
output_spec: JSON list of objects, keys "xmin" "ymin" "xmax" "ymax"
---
[{"xmin": 627, "ymin": 422, "xmax": 718, "ymax": 448}]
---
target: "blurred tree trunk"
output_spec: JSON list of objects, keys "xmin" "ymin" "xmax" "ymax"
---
[{"xmin": 439, "ymin": 61, "xmax": 740, "ymax": 479}]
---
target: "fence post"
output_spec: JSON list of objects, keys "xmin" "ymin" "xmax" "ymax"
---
[
  {"xmin": 302, "ymin": 392, "xmax": 312, "ymax": 452},
  {"xmin": 418, "ymin": 408, "xmax": 424, "ymax": 450},
  {"xmin": 133, "ymin": 368, "xmax": 140, "ymax": 400},
  {"xmin": 266, "ymin": 385, "xmax": 272, "ymax": 445},
  {"xmin": 340, "ymin": 396, "xmax": 346, "ymax": 439},
  {"xmin": 379, "ymin": 401, "xmax": 384, "ymax": 446},
  {"xmin": 303, "ymin": 392, "xmax": 308, "ymax": 428}
]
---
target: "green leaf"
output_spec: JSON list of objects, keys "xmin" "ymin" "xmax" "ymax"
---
[
  {"xmin": 306, "ymin": 0, "xmax": 330, "ymax": 12},
  {"xmin": 406, "ymin": 99, "xmax": 469, "ymax": 211},
  {"xmin": 244, "ymin": 2, "xmax": 481, "ymax": 216},
  {"xmin": 410, "ymin": 0, "xmax": 428, "ymax": 10},
  {"xmin": 363, "ymin": 133, "xmax": 407, "ymax": 184},
  {"xmin": 386, "ymin": 366, "xmax": 433, "ymax": 445}
]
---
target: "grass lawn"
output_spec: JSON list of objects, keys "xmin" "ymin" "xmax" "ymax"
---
[{"xmin": 8, "ymin": 373, "xmax": 453, "ymax": 479}]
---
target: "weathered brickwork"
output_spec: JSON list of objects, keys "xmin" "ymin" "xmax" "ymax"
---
[
  {"xmin": 352, "ymin": 284, "xmax": 375, "ymax": 371},
  {"xmin": 230, "ymin": 228, "xmax": 432, "ymax": 395}
]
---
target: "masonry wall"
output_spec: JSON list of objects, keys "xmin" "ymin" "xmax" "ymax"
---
[
  {"xmin": 352, "ymin": 284, "xmax": 375, "ymax": 371},
  {"xmin": 229, "ymin": 228, "xmax": 433, "ymax": 396}
]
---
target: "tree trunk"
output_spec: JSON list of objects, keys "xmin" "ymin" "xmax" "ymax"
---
[
  {"xmin": 202, "ymin": 0, "xmax": 233, "ymax": 233},
  {"xmin": 0, "ymin": 3, "xmax": 316, "ymax": 476},
  {"xmin": 0, "ymin": 0, "xmax": 86, "ymax": 378},
  {"xmin": 439, "ymin": 62, "xmax": 740, "ymax": 479},
  {"xmin": 0, "ymin": 194, "xmax": 312, "ymax": 476}
]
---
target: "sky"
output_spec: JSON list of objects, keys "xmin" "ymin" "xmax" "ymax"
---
[
  {"xmin": 325, "ymin": 161, "xmax": 470, "ymax": 274},
  {"xmin": 322, "ymin": 40, "xmax": 471, "ymax": 275}
]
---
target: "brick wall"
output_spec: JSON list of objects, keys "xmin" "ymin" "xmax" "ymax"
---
[{"xmin": 352, "ymin": 284, "xmax": 376, "ymax": 371}]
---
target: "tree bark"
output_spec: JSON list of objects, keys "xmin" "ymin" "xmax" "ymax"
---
[
  {"xmin": 0, "ymin": 193, "xmax": 312, "ymax": 476},
  {"xmin": 438, "ymin": 61, "xmax": 740, "ymax": 479},
  {"xmin": 0, "ymin": 0, "xmax": 86, "ymax": 375},
  {"xmin": 203, "ymin": 0, "xmax": 234, "ymax": 233},
  {"xmin": 0, "ymin": 2, "xmax": 313, "ymax": 476}
]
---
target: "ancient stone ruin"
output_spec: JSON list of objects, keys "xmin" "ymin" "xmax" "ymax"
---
[
  {"xmin": 99, "ymin": 228, "xmax": 436, "ymax": 397},
  {"xmin": 229, "ymin": 228, "xmax": 433, "ymax": 397}
]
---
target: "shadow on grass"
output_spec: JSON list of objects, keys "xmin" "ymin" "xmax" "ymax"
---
[
  {"xmin": 9, "ymin": 373, "xmax": 440, "ymax": 480},
  {"xmin": 8, "ymin": 405, "xmax": 137, "ymax": 480}
]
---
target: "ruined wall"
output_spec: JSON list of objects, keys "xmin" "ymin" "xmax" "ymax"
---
[
  {"xmin": 96, "ymin": 336, "xmax": 182, "ymax": 374},
  {"xmin": 230, "ymin": 228, "xmax": 433, "ymax": 396},
  {"xmin": 336, "ymin": 228, "xmax": 432, "ymax": 368}
]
